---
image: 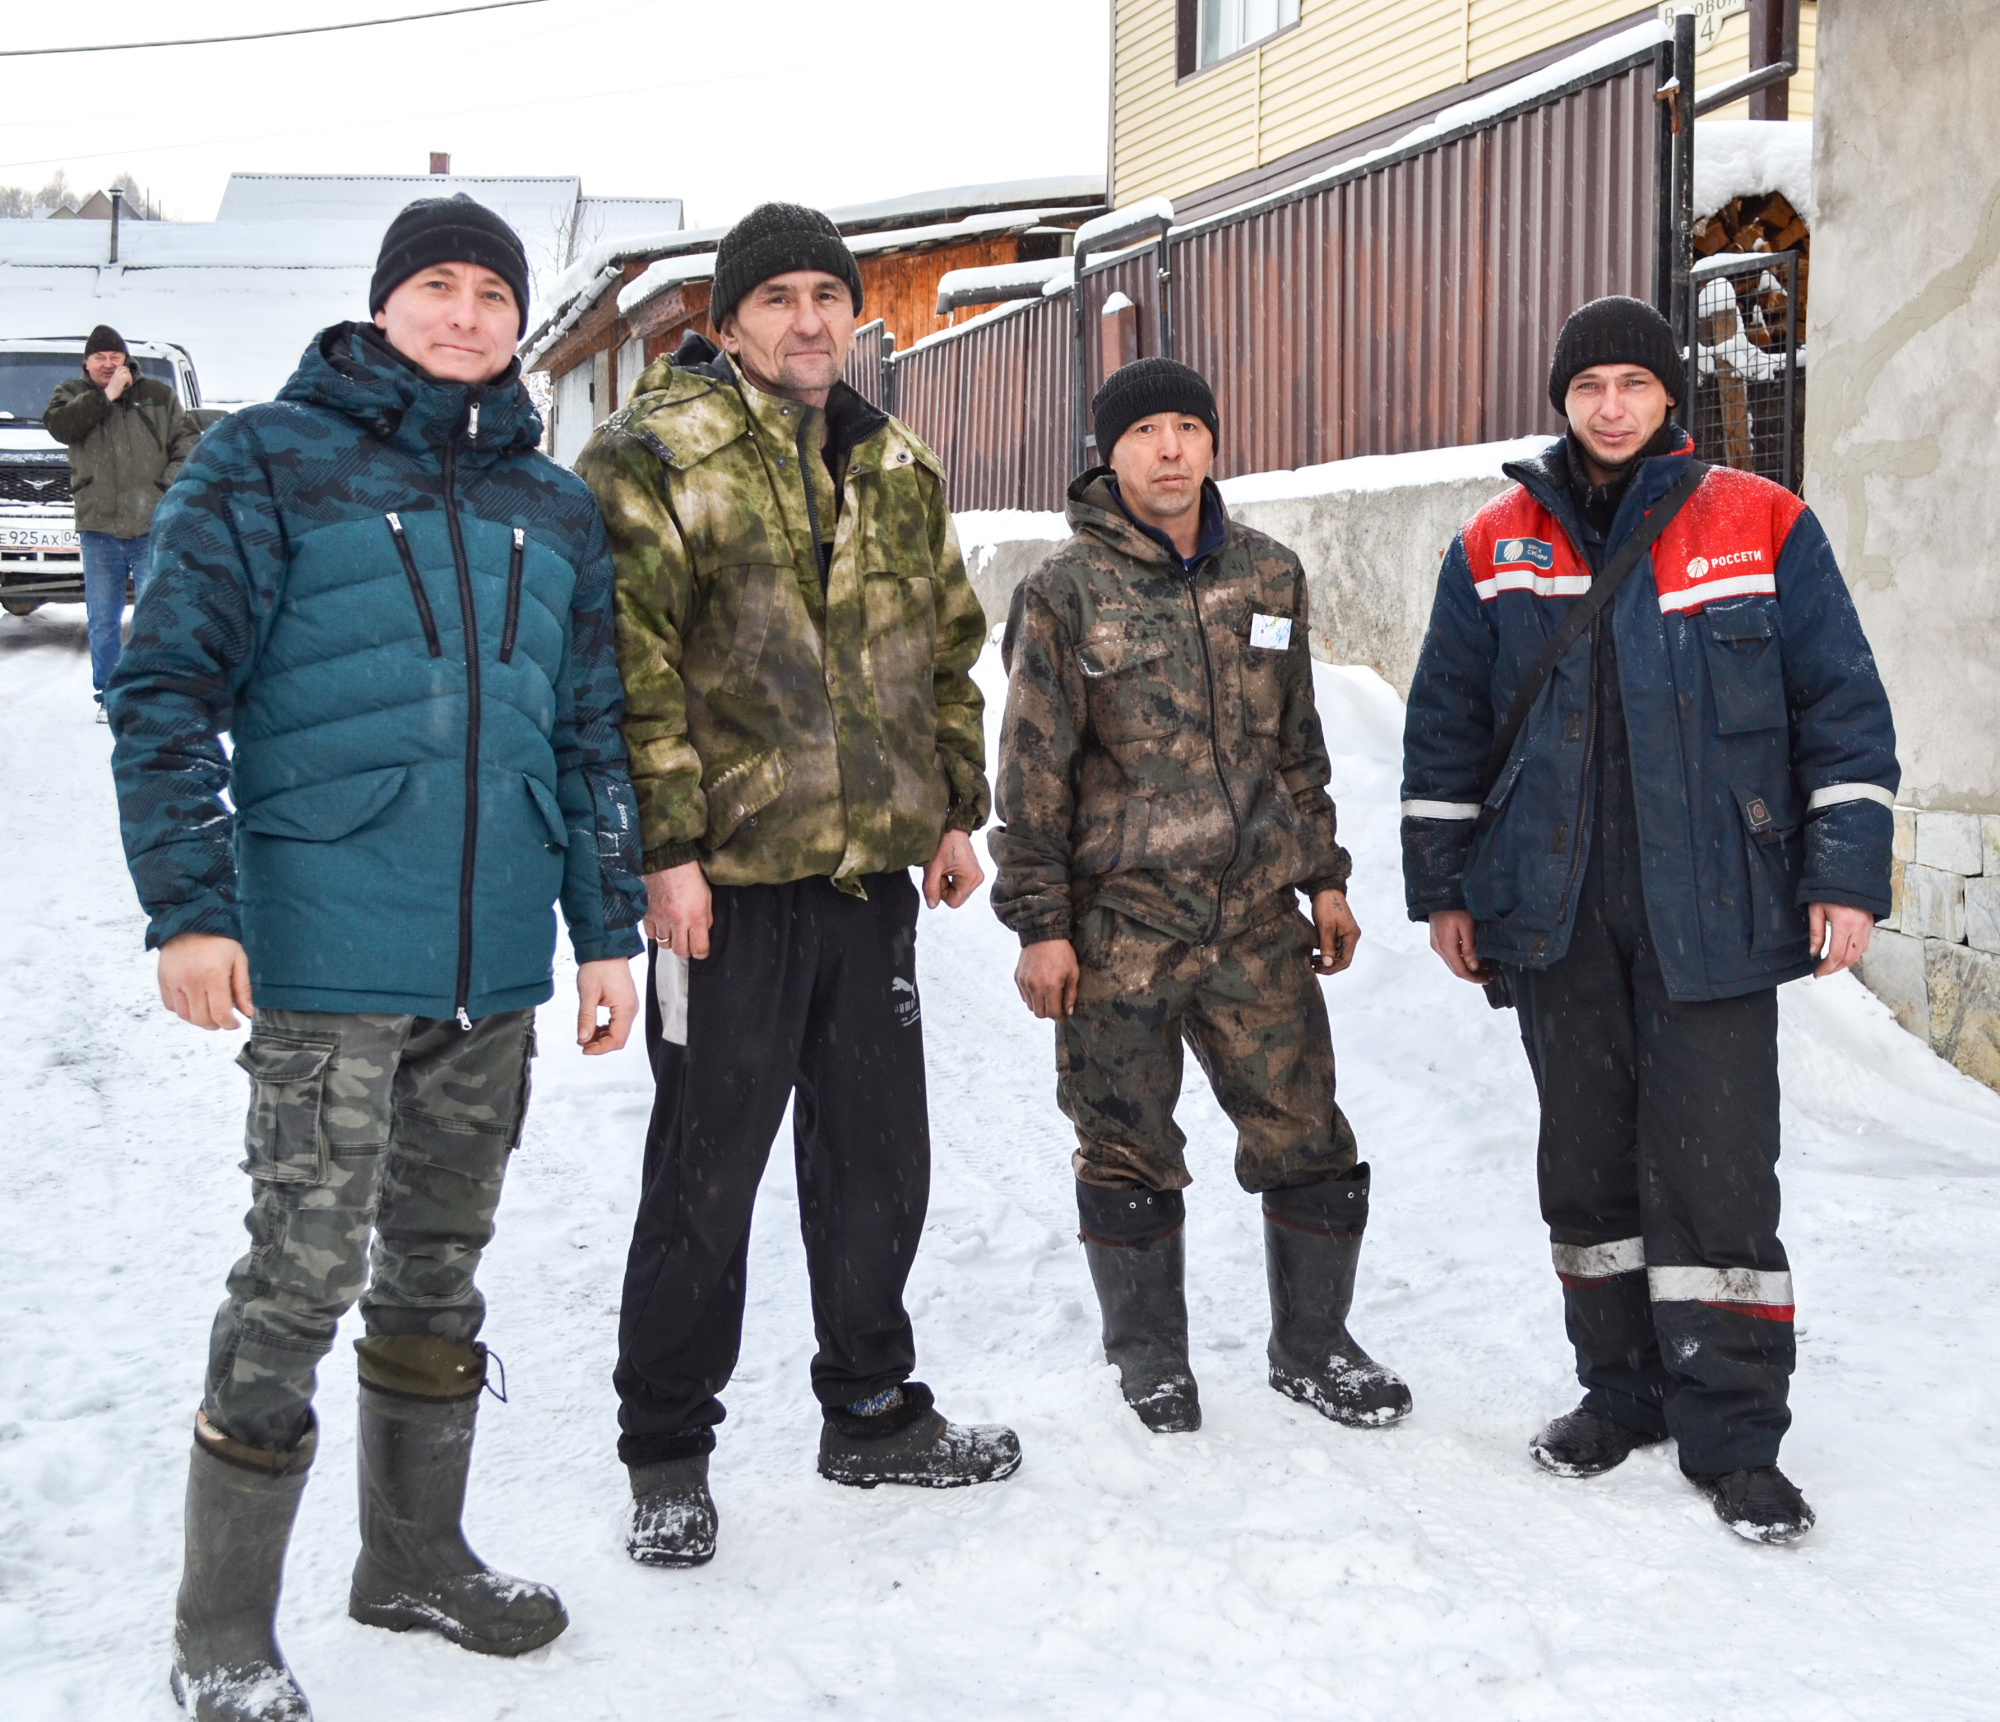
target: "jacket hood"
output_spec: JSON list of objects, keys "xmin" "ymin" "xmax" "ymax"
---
[
  {"xmin": 1065, "ymin": 466, "xmax": 1229, "ymax": 569},
  {"xmin": 276, "ymin": 322, "xmax": 542, "ymax": 458}
]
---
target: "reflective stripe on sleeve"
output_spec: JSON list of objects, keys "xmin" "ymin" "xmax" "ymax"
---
[
  {"xmin": 1806, "ymin": 782, "xmax": 1897, "ymax": 812},
  {"xmin": 1647, "ymin": 1265, "xmax": 1794, "ymax": 1321},
  {"xmin": 1552, "ymin": 1237, "xmax": 1646, "ymax": 1282},
  {"xmin": 1401, "ymin": 800, "xmax": 1482, "ymax": 820}
]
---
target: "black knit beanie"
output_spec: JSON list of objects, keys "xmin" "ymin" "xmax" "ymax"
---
[
  {"xmin": 709, "ymin": 202, "xmax": 863, "ymax": 329},
  {"xmin": 1091, "ymin": 358, "xmax": 1219, "ymax": 460},
  {"xmin": 1547, "ymin": 295, "xmax": 1686, "ymax": 413},
  {"xmin": 84, "ymin": 324, "xmax": 128, "ymax": 358},
  {"xmin": 369, "ymin": 195, "xmax": 531, "ymax": 338}
]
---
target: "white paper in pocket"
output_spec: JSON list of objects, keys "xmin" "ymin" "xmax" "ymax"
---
[
  {"xmin": 1249, "ymin": 612, "xmax": 1293, "ymax": 651},
  {"xmin": 654, "ymin": 946, "xmax": 690, "ymax": 1046}
]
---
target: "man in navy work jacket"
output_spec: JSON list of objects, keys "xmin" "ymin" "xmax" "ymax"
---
[
  {"xmin": 108, "ymin": 196, "xmax": 647, "ymax": 1721},
  {"xmin": 1400, "ymin": 295, "xmax": 1896, "ymax": 1545}
]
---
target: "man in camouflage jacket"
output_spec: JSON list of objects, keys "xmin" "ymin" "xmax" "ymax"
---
[
  {"xmin": 576, "ymin": 203, "xmax": 1019, "ymax": 1568},
  {"xmin": 991, "ymin": 358, "xmax": 1411, "ymax": 1436}
]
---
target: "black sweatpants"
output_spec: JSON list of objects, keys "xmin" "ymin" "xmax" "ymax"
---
[
  {"xmin": 1512, "ymin": 633, "xmax": 1795, "ymax": 1475},
  {"xmin": 614, "ymin": 872, "xmax": 930, "ymax": 1466}
]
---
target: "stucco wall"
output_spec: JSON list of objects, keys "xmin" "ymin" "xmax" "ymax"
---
[
  {"xmin": 1803, "ymin": 0, "xmax": 2000, "ymax": 816},
  {"xmin": 958, "ymin": 472, "xmax": 1512, "ymax": 697}
]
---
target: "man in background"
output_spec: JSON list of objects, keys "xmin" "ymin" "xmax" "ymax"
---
[{"xmin": 44, "ymin": 324, "xmax": 199, "ymax": 718}]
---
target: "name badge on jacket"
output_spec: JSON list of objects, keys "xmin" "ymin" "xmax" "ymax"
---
[{"xmin": 1249, "ymin": 613, "xmax": 1293, "ymax": 651}]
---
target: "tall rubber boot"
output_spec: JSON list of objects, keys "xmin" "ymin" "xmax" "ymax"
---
[
  {"xmin": 169, "ymin": 1412, "xmax": 316, "ymax": 1722},
  {"xmin": 1263, "ymin": 1166, "xmax": 1413, "ymax": 1428},
  {"xmin": 348, "ymin": 1337, "xmax": 568, "ymax": 1656},
  {"xmin": 1077, "ymin": 1181, "xmax": 1200, "ymax": 1433}
]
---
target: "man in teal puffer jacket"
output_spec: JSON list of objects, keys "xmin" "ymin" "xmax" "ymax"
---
[{"xmin": 107, "ymin": 196, "xmax": 646, "ymax": 1722}]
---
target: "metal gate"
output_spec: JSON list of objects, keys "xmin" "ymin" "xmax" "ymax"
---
[{"xmin": 1686, "ymin": 249, "xmax": 1802, "ymax": 492}]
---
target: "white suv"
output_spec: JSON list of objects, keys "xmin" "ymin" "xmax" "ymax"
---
[{"xmin": 0, "ymin": 336, "xmax": 211, "ymax": 617}]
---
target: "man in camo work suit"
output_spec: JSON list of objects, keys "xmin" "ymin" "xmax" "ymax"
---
[
  {"xmin": 576, "ymin": 202, "xmax": 1020, "ymax": 1571},
  {"xmin": 107, "ymin": 197, "xmax": 646, "ymax": 1721},
  {"xmin": 991, "ymin": 358, "xmax": 1412, "ymax": 1437}
]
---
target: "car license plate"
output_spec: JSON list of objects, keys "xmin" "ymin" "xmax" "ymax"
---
[{"xmin": 0, "ymin": 525, "xmax": 80, "ymax": 550}]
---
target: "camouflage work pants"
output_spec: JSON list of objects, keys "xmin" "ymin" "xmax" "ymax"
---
[
  {"xmin": 1059, "ymin": 907, "xmax": 1358, "ymax": 1194},
  {"xmin": 201, "ymin": 1008, "xmax": 536, "ymax": 1451}
]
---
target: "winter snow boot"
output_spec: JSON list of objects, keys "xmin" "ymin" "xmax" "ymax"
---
[
  {"xmin": 626, "ymin": 1453, "xmax": 718, "ymax": 1567},
  {"xmin": 170, "ymin": 1411, "xmax": 316, "ymax": 1722},
  {"xmin": 1683, "ymin": 1464, "xmax": 1816, "ymax": 1545},
  {"xmin": 816, "ymin": 1382, "xmax": 1023, "ymax": 1488},
  {"xmin": 1076, "ymin": 1181, "xmax": 1200, "ymax": 1433},
  {"xmin": 1529, "ymin": 1406, "xmax": 1669, "ymax": 1478},
  {"xmin": 1263, "ymin": 1169, "xmax": 1413, "ymax": 1428},
  {"xmin": 348, "ymin": 1337, "xmax": 568, "ymax": 1655}
]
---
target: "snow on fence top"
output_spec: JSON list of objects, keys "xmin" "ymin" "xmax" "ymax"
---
[
  {"xmin": 933, "ymin": 256, "xmax": 1071, "ymax": 306},
  {"xmin": 1073, "ymin": 197, "xmax": 1176, "ymax": 254},
  {"xmin": 1692, "ymin": 120, "xmax": 1813, "ymax": 222}
]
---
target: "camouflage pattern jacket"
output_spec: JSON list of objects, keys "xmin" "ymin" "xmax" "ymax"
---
[
  {"xmin": 576, "ymin": 338, "xmax": 988, "ymax": 887},
  {"xmin": 45, "ymin": 371, "xmax": 202, "ymax": 539},
  {"xmin": 990, "ymin": 470, "xmax": 1350, "ymax": 948},
  {"xmin": 106, "ymin": 324, "xmax": 645, "ymax": 1021}
]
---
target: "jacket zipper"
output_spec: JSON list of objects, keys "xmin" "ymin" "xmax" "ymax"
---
[
  {"xmin": 500, "ymin": 528, "xmax": 524, "ymax": 663},
  {"xmin": 443, "ymin": 420, "xmax": 481, "ymax": 1030},
  {"xmin": 1185, "ymin": 565, "xmax": 1242, "ymax": 944},
  {"xmin": 384, "ymin": 513, "xmax": 442, "ymax": 657}
]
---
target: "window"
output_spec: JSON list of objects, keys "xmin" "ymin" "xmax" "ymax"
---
[{"xmin": 1193, "ymin": 0, "xmax": 1299, "ymax": 71}]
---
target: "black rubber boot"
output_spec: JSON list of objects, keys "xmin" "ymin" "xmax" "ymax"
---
[
  {"xmin": 627, "ymin": 1454, "xmax": 718, "ymax": 1567},
  {"xmin": 1684, "ymin": 1464, "xmax": 1816, "ymax": 1544},
  {"xmin": 348, "ymin": 1337, "xmax": 568, "ymax": 1656},
  {"xmin": 817, "ymin": 1382, "xmax": 1022, "ymax": 1488},
  {"xmin": 170, "ymin": 1412, "xmax": 316, "ymax": 1722},
  {"xmin": 1529, "ymin": 1405, "xmax": 1669, "ymax": 1477},
  {"xmin": 1077, "ymin": 1181, "xmax": 1201, "ymax": 1433},
  {"xmin": 1263, "ymin": 1168, "xmax": 1413, "ymax": 1428}
]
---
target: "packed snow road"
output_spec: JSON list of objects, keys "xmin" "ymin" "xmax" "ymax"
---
[{"xmin": 4, "ymin": 610, "xmax": 1998, "ymax": 1721}]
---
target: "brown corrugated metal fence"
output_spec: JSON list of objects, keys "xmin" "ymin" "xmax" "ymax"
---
[{"xmin": 889, "ymin": 46, "xmax": 1658, "ymax": 510}]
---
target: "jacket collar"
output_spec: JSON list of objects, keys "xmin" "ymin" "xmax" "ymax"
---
[
  {"xmin": 1066, "ymin": 467, "xmax": 1230, "ymax": 571},
  {"xmin": 1503, "ymin": 425, "xmax": 1697, "ymax": 561},
  {"xmin": 276, "ymin": 322, "xmax": 542, "ymax": 460}
]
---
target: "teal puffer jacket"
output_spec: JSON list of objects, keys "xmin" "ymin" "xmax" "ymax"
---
[{"xmin": 108, "ymin": 324, "xmax": 645, "ymax": 1019}]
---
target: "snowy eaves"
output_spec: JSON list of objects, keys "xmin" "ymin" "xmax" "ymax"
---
[{"xmin": 1691, "ymin": 120, "xmax": 1813, "ymax": 223}]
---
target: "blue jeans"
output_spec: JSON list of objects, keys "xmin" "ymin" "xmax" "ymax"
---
[{"xmin": 80, "ymin": 530, "xmax": 151, "ymax": 695}]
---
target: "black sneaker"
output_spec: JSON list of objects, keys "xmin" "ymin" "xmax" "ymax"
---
[
  {"xmin": 817, "ymin": 1383, "xmax": 1021, "ymax": 1489},
  {"xmin": 1529, "ymin": 1406, "xmax": 1669, "ymax": 1478},
  {"xmin": 1684, "ymin": 1465, "xmax": 1815, "ymax": 1544}
]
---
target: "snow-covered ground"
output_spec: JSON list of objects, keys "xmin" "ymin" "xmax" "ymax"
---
[{"xmin": 5, "ymin": 610, "xmax": 1999, "ymax": 1721}]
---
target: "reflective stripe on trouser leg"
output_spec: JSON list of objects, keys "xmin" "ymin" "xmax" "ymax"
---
[{"xmin": 1549, "ymin": 1237, "xmax": 1666, "ymax": 1436}]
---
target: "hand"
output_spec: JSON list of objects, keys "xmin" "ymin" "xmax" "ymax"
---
[
  {"xmin": 923, "ymin": 828, "xmax": 984, "ymax": 909},
  {"xmin": 1809, "ymin": 903, "xmax": 1874, "ymax": 978},
  {"xmin": 1428, "ymin": 909, "xmax": 1485, "ymax": 982},
  {"xmin": 576, "ymin": 957, "xmax": 638, "ymax": 1054},
  {"xmin": 644, "ymin": 862, "xmax": 712, "ymax": 959},
  {"xmin": 1015, "ymin": 938, "xmax": 1080, "ymax": 1020},
  {"xmin": 158, "ymin": 932, "xmax": 253, "ymax": 1029},
  {"xmin": 103, "ymin": 365, "xmax": 131, "ymax": 402},
  {"xmin": 1310, "ymin": 889, "xmax": 1361, "ymax": 976}
]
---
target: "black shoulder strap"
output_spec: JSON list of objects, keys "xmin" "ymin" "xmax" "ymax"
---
[{"xmin": 1481, "ymin": 461, "xmax": 1709, "ymax": 796}]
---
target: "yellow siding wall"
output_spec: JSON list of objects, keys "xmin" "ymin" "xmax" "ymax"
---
[
  {"xmin": 1686, "ymin": 2, "xmax": 1816, "ymax": 121},
  {"xmin": 1113, "ymin": 1, "xmax": 1817, "ymax": 208}
]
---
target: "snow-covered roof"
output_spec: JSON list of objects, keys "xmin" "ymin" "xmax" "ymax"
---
[
  {"xmin": 219, "ymin": 172, "xmax": 580, "ymax": 231},
  {"xmin": 934, "ymin": 256, "xmax": 1072, "ymax": 311},
  {"xmin": 0, "ymin": 219, "xmax": 384, "ymax": 268},
  {"xmin": 615, "ymin": 251, "xmax": 722, "ymax": 317},
  {"xmin": 824, "ymin": 175, "xmax": 1102, "ymax": 234},
  {"xmin": 571, "ymin": 195, "xmax": 685, "ymax": 259},
  {"xmin": 1692, "ymin": 120, "xmax": 1813, "ymax": 223}
]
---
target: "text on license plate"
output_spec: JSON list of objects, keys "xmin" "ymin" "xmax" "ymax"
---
[{"xmin": 0, "ymin": 526, "xmax": 81, "ymax": 550}]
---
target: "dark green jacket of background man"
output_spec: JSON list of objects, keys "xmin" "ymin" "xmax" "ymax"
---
[
  {"xmin": 990, "ymin": 470, "xmax": 1350, "ymax": 948},
  {"xmin": 577, "ymin": 335, "xmax": 989, "ymax": 886},
  {"xmin": 45, "ymin": 372, "xmax": 202, "ymax": 538}
]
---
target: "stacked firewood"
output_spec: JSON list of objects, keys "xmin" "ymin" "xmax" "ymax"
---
[{"xmin": 1693, "ymin": 192, "xmax": 1810, "ymax": 333}]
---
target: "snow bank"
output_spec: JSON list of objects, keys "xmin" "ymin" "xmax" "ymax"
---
[
  {"xmin": 1217, "ymin": 435, "xmax": 1550, "ymax": 505},
  {"xmin": 5, "ymin": 616, "xmax": 1999, "ymax": 1721},
  {"xmin": 955, "ymin": 507, "xmax": 1070, "ymax": 549},
  {"xmin": 1693, "ymin": 120, "xmax": 1814, "ymax": 221}
]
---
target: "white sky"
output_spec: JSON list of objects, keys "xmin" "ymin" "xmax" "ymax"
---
[{"xmin": 1, "ymin": 0, "xmax": 1112, "ymax": 227}]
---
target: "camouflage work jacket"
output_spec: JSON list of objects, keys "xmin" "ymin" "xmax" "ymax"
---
[
  {"xmin": 45, "ymin": 372, "xmax": 202, "ymax": 539},
  {"xmin": 990, "ymin": 471, "xmax": 1350, "ymax": 948},
  {"xmin": 577, "ymin": 342, "xmax": 989, "ymax": 887}
]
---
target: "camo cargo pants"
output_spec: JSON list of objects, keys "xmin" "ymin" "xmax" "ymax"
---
[
  {"xmin": 201, "ymin": 1007, "xmax": 536, "ymax": 1452},
  {"xmin": 1059, "ymin": 906, "xmax": 1359, "ymax": 1194}
]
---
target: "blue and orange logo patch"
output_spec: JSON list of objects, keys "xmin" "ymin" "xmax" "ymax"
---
[{"xmin": 1491, "ymin": 537, "xmax": 1554, "ymax": 571}]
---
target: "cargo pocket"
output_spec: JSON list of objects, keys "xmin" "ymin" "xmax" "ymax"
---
[
  {"xmin": 1701, "ymin": 602, "xmax": 1788, "ymax": 734},
  {"xmin": 704, "ymin": 747, "xmax": 788, "ymax": 849},
  {"xmin": 236, "ymin": 1034, "xmax": 338, "ymax": 1184},
  {"xmin": 1735, "ymin": 781, "xmax": 1807, "ymax": 956},
  {"xmin": 1076, "ymin": 631, "xmax": 1176, "ymax": 743},
  {"xmin": 1232, "ymin": 607, "xmax": 1291, "ymax": 737},
  {"xmin": 523, "ymin": 774, "xmax": 569, "ymax": 850}
]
